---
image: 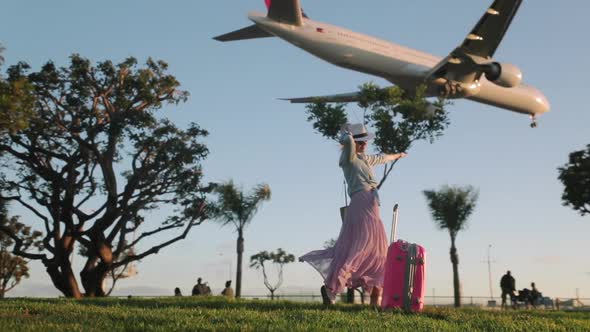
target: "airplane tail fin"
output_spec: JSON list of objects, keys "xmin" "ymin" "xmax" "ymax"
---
[
  {"xmin": 213, "ymin": 24, "xmax": 273, "ymax": 42},
  {"xmin": 265, "ymin": 0, "xmax": 306, "ymax": 26}
]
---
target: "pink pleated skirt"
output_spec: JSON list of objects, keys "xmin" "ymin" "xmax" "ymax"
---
[{"xmin": 300, "ymin": 189, "xmax": 388, "ymax": 294}]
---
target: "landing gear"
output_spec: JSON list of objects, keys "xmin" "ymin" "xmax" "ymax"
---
[{"xmin": 530, "ymin": 115, "xmax": 538, "ymax": 128}]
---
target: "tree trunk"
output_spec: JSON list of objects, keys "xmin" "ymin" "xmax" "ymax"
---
[
  {"xmin": 45, "ymin": 238, "xmax": 84, "ymax": 299},
  {"xmin": 235, "ymin": 230, "xmax": 244, "ymax": 298},
  {"xmin": 1, "ymin": 276, "xmax": 7, "ymax": 298},
  {"xmin": 79, "ymin": 235, "xmax": 114, "ymax": 297},
  {"xmin": 450, "ymin": 237, "xmax": 461, "ymax": 308},
  {"xmin": 270, "ymin": 289, "xmax": 275, "ymax": 300},
  {"xmin": 62, "ymin": 263, "xmax": 83, "ymax": 299},
  {"xmin": 45, "ymin": 260, "xmax": 83, "ymax": 299},
  {"xmin": 80, "ymin": 264, "xmax": 108, "ymax": 297}
]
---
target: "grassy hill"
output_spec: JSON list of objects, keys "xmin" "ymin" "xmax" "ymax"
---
[{"xmin": 0, "ymin": 297, "xmax": 588, "ymax": 331}]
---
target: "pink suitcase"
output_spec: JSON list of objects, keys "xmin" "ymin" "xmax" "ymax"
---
[{"xmin": 381, "ymin": 204, "xmax": 426, "ymax": 312}]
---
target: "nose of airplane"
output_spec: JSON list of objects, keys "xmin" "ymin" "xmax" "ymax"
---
[
  {"xmin": 534, "ymin": 92, "xmax": 550, "ymax": 114},
  {"xmin": 526, "ymin": 85, "xmax": 550, "ymax": 114}
]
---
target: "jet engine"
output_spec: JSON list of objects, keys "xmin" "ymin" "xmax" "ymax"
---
[{"xmin": 480, "ymin": 62, "xmax": 523, "ymax": 88}]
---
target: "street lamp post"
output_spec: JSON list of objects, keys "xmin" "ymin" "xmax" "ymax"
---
[
  {"xmin": 487, "ymin": 244, "xmax": 494, "ymax": 300},
  {"xmin": 219, "ymin": 252, "xmax": 232, "ymax": 281}
]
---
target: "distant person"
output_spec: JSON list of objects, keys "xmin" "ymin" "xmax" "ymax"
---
[
  {"xmin": 202, "ymin": 282, "xmax": 212, "ymax": 296},
  {"xmin": 517, "ymin": 288, "xmax": 531, "ymax": 308},
  {"xmin": 174, "ymin": 287, "xmax": 182, "ymax": 297},
  {"xmin": 221, "ymin": 280, "xmax": 234, "ymax": 299},
  {"xmin": 192, "ymin": 277, "xmax": 204, "ymax": 296},
  {"xmin": 530, "ymin": 282, "xmax": 541, "ymax": 307},
  {"xmin": 500, "ymin": 270, "xmax": 516, "ymax": 309}
]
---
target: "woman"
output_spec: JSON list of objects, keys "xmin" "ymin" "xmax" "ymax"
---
[
  {"xmin": 174, "ymin": 287, "xmax": 182, "ymax": 296},
  {"xmin": 221, "ymin": 280, "xmax": 234, "ymax": 299},
  {"xmin": 300, "ymin": 123, "xmax": 407, "ymax": 305}
]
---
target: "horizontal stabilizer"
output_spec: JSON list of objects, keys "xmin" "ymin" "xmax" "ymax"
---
[
  {"xmin": 213, "ymin": 24, "xmax": 274, "ymax": 42},
  {"xmin": 282, "ymin": 91, "xmax": 361, "ymax": 104}
]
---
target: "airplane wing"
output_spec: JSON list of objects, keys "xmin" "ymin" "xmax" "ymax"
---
[
  {"xmin": 426, "ymin": 0, "xmax": 523, "ymax": 81},
  {"xmin": 460, "ymin": 0, "xmax": 523, "ymax": 58},
  {"xmin": 282, "ymin": 91, "xmax": 361, "ymax": 103}
]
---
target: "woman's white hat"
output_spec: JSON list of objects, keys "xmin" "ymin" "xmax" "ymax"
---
[{"xmin": 347, "ymin": 123, "xmax": 375, "ymax": 141}]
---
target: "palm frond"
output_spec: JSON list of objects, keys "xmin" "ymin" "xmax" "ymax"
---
[
  {"xmin": 210, "ymin": 180, "xmax": 271, "ymax": 231},
  {"xmin": 423, "ymin": 185, "xmax": 479, "ymax": 237}
]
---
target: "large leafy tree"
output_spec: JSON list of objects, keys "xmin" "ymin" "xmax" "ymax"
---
[
  {"xmin": 0, "ymin": 199, "xmax": 43, "ymax": 298},
  {"xmin": 305, "ymin": 83, "xmax": 449, "ymax": 188},
  {"xmin": 250, "ymin": 248, "xmax": 295, "ymax": 300},
  {"xmin": 0, "ymin": 55, "xmax": 211, "ymax": 298},
  {"xmin": 212, "ymin": 181, "xmax": 271, "ymax": 298},
  {"xmin": 558, "ymin": 144, "xmax": 590, "ymax": 216},
  {"xmin": 0, "ymin": 44, "xmax": 36, "ymax": 134},
  {"xmin": 423, "ymin": 185, "xmax": 478, "ymax": 308}
]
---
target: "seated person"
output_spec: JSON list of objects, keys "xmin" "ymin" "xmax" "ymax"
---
[
  {"xmin": 192, "ymin": 278, "xmax": 204, "ymax": 296},
  {"xmin": 192, "ymin": 277, "xmax": 211, "ymax": 296},
  {"xmin": 530, "ymin": 282, "xmax": 541, "ymax": 307},
  {"xmin": 202, "ymin": 282, "xmax": 212, "ymax": 296},
  {"xmin": 514, "ymin": 288, "xmax": 531, "ymax": 307},
  {"xmin": 221, "ymin": 280, "xmax": 234, "ymax": 299}
]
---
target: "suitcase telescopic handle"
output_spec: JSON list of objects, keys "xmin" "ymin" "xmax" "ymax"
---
[{"xmin": 391, "ymin": 204, "xmax": 399, "ymax": 243}]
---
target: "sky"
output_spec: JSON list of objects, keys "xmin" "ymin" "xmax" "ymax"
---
[{"xmin": 1, "ymin": 0, "xmax": 589, "ymax": 301}]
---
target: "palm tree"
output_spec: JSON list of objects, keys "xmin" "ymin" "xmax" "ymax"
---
[
  {"xmin": 423, "ymin": 185, "xmax": 478, "ymax": 308},
  {"xmin": 212, "ymin": 181, "xmax": 271, "ymax": 298}
]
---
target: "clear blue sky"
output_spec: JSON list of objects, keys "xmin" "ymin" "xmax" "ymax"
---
[{"xmin": 1, "ymin": 0, "xmax": 589, "ymax": 299}]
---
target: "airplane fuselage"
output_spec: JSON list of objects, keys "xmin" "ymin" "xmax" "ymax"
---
[{"xmin": 249, "ymin": 12, "xmax": 550, "ymax": 116}]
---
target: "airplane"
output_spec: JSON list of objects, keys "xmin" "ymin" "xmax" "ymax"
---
[{"xmin": 214, "ymin": 0, "xmax": 550, "ymax": 128}]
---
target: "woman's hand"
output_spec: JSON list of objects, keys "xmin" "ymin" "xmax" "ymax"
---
[
  {"xmin": 340, "ymin": 123, "xmax": 351, "ymax": 135},
  {"xmin": 384, "ymin": 152, "xmax": 408, "ymax": 162}
]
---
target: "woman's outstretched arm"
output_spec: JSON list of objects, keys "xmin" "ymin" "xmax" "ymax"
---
[{"xmin": 366, "ymin": 152, "xmax": 407, "ymax": 166}]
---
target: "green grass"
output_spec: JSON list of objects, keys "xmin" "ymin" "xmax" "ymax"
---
[{"xmin": 0, "ymin": 297, "xmax": 589, "ymax": 331}]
